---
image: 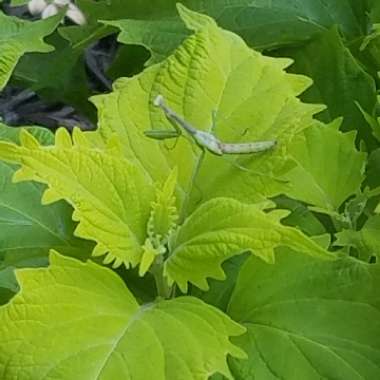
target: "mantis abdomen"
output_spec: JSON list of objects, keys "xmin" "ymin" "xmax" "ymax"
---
[{"xmin": 219, "ymin": 140, "xmax": 277, "ymax": 154}]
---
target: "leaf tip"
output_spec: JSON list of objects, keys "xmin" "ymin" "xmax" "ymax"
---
[
  {"xmin": 20, "ymin": 129, "xmax": 39, "ymax": 149},
  {"xmin": 55, "ymin": 127, "xmax": 73, "ymax": 148},
  {"xmin": 72, "ymin": 127, "xmax": 90, "ymax": 147},
  {"xmin": 13, "ymin": 166, "xmax": 36, "ymax": 183},
  {"xmin": 42, "ymin": 187, "xmax": 62, "ymax": 205}
]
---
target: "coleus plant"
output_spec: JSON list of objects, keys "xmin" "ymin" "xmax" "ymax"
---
[
  {"xmin": 0, "ymin": 10, "xmax": 62, "ymax": 91},
  {"xmin": 0, "ymin": 3, "xmax": 380, "ymax": 380}
]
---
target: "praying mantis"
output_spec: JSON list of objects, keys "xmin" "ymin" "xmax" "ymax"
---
[{"xmin": 145, "ymin": 95, "xmax": 277, "ymax": 156}]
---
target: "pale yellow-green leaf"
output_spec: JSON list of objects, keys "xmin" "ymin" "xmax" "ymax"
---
[
  {"xmin": 0, "ymin": 251, "xmax": 246, "ymax": 380},
  {"xmin": 139, "ymin": 238, "xmax": 160, "ymax": 276},
  {"xmin": 147, "ymin": 167, "xmax": 179, "ymax": 245},
  {"xmin": 165, "ymin": 197, "xmax": 335, "ymax": 292},
  {"xmin": 90, "ymin": 6, "xmax": 324, "ymax": 217},
  {"xmin": 282, "ymin": 122, "xmax": 367, "ymax": 214},
  {"xmin": 0, "ymin": 128, "xmax": 154, "ymax": 268}
]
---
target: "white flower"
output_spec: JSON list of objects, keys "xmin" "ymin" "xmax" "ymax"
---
[
  {"xmin": 41, "ymin": 3, "xmax": 59, "ymax": 19},
  {"xmin": 54, "ymin": 0, "xmax": 71, "ymax": 5},
  {"xmin": 27, "ymin": 0, "xmax": 86, "ymax": 25},
  {"xmin": 66, "ymin": 3, "xmax": 86, "ymax": 25},
  {"xmin": 28, "ymin": 0, "xmax": 48, "ymax": 15}
]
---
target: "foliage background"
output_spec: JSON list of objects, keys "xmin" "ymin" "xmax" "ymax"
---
[{"xmin": 0, "ymin": 0, "xmax": 379, "ymax": 379}]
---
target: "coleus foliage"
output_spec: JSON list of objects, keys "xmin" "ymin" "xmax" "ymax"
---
[
  {"xmin": 0, "ymin": 2, "xmax": 379, "ymax": 380},
  {"xmin": 0, "ymin": 10, "xmax": 62, "ymax": 90},
  {"xmin": 0, "ymin": 123, "xmax": 92, "ymax": 303}
]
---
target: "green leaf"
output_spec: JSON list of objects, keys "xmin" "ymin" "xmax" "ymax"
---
[
  {"xmin": 274, "ymin": 27, "xmax": 377, "ymax": 146},
  {"xmin": 371, "ymin": 1, "xmax": 380, "ymax": 23},
  {"xmin": 10, "ymin": 0, "xmax": 28, "ymax": 4},
  {"xmin": 0, "ymin": 124, "xmax": 92, "ymax": 300},
  {"xmin": 205, "ymin": 0, "xmax": 369, "ymax": 47},
  {"xmin": 228, "ymin": 248, "xmax": 380, "ymax": 380},
  {"xmin": 0, "ymin": 11, "xmax": 61, "ymax": 90},
  {"xmin": 273, "ymin": 195, "xmax": 327, "ymax": 236},
  {"xmin": 0, "ymin": 251, "xmax": 246, "ymax": 380},
  {"xmin": 101, "ymin": 5, "xmax": 214, "ymax": 66},
  {"xmin": 355, "ymin": 100, "xmax": 380, "ymax": 143},
  {"xmin": 106, "ymin": 44, "xmax": 150, "ymax": 81},
  {"xmin": 63, "ymin": 0, "xmax": 370, "ymax": 60},
  {"xmin": 0, "ymin": 127, "xmax": 155, "ymax": 268},
  {"xmin": 283, "ymin": 122, "xmax": 367, "ymax": 214},
  {"xmin": 340, "ymin": 190, "xmax": 371, "ymax": 230},
  {"xmin": 103, "ymin": 18, "xmax": 190, "ymax": 66},
  {"xmin": 366, "ymin": 148, "xmax": 380, "ymax": 189},
  {"xmin": 192, "ymin": 254, "xmax": 249, "ymax": 313},
  {"xmin": 354, "ymin": 23, "xmax": 380, "ymax": 81},
  {"xmin": 335, "ymin": 214, "xmax": 380, "ymax": 261},
  {"xmin": 0, "ymin": 266, "xmax": 18, "ymax": 305},
  {"xmin": 12, "ymin": 32, "xmax": 94, "ymax": 116},
  {"xmin": 58, "ymin": 0, "xmax": 128, "ymax": 45},
  {"xmin": 90, "ymin": 6, "xmax": 323, "ymax": 212},
  {"xmin": 165, "ymin": 198, "xmax": 334, "ymax": 292},
  {"xmin": 0, "ymin": 126, "xmax": 87, "ymax": 252},
  {"xmin": 0, "ymin": 123, "xmax": 54, "ymax": 145},
  {"xmin": 0, "ymin": 157, "xmax": 90, "ymax": 258}
]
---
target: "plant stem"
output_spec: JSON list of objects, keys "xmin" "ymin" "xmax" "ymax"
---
[{"xmin": 151, "ymin": 260, "xmax": 171, "ymax": 299}]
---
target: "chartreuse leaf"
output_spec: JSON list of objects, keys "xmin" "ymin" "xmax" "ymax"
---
[
  {"xmin": 91, "ymin": 5, "xmax": 324, "ymax": 211},
  {"xmin": 0, "ymin": 127, "xmax": 155, "ymax": 268},
  {"xmin": 283, "ymin": 122, "xmax": 366, "ymax": 215},
  {"xmin": 147, "ymin": 167, "xmax": 179, "ymax": 245},
  {"xmin": 0, "ymin": 124, "xmax": 91, "ymax": 302},
  {"xmin": 166, "ymin": 198, "xmax": 334, "ymax": 292},
  {"xmin": 138, "ymin": 238, "xmax": 161, "ymax": 277},
  {"xmin": 0, "ymin": 124, "xmax": 90, "ymax": 259},
  {"xmin": 0, "ymin": 251, "xmax": 246, "ymax": 380},
  {"xmin": 139, "ymin": 168, "xmax": 179, "ymax": 276},
  {"xmin": 0, "ymin": 11, "xmax": 61, "ymax": 90},
  {"xmin": 228, "ymin": 248, "xmax": 380, "ymax": 380},
  {"xmin": 335, "ymin": 214, "xmax": 380, "ymax": 261},
  {"xmin": 0, "ymin": 8, "xmax": 332, "ymax": 293}
]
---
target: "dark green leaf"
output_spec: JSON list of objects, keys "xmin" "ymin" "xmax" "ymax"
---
[
  {"xmin": 274, "ymin": 27, "xmax": 377, "ymax": 146},
  {"xmin": 228, "ymin": 249, "xmax": 380, "ymax": 379}
]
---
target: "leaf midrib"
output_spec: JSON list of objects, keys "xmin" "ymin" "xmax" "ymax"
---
[{"xmin": 0, "ymin": 201, "xmax": 71, "ymax": 246}]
